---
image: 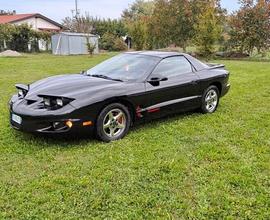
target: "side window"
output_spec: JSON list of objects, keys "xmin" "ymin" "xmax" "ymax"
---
[{"xmin": 152, "ymin": 56, "xmax": 192, "ymax": 78}]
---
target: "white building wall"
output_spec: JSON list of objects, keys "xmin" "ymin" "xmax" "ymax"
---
[
  {"xmin": 13, "ymin": 17, "xmax": 37, "ymax": 29},
  {"xmin": 36, "ymin": 18, "xmax": 61, "ymax": 31},
  {"xmin": 13, "ymin": 17, "xmax": 61, "ymax": 31}
]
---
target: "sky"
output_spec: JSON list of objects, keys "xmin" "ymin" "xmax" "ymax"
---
[{"xmin": 0, "ymin": 0, "xmax": 240, "ymax": 23}]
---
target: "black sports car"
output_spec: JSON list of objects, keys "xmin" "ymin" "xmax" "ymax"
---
[{"xmin": 9, "ymin": 51, "xmax": 230, "ymax": 142}]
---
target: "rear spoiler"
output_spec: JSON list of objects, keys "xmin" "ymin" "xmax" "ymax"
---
[{"xmin": 207, "ymin": 63, "xmax": 225, "ymax": 69}]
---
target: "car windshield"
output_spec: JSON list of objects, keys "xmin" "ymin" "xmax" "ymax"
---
[{"xmin": 86, "ymin": 54, "xmax": 160, "ymax": 82}]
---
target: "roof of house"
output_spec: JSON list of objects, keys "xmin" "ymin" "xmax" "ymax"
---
[{"xmin": 0, "ymin": 13, "xmax": 63, "ymax": 28}]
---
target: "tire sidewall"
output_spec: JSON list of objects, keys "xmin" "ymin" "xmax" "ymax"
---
[
  {"xmin": 96, "ymin": 103, "xmax": 131, "ymax": 142},
  {"xmin": 201, "ymin": 85, "xmax": 220, "ymax": 114}
]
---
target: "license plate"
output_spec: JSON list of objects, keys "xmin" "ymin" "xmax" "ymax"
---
[{"xmin": 12, "ymin": 114, "xmax": 22, "ymax": 125}]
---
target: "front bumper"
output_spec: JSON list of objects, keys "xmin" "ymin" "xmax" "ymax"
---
[
  {"xmin": 10, "ymin": 111, "xmax": 94, "ymax": 135},
  {"xmin": 9, "ymin": 98, "xmax": 95, "ymax": 135}
]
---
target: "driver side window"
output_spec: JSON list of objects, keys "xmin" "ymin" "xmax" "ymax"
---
[{"xmin": 152, "ymin": 56, "xmax": 193, "ymax": 78}]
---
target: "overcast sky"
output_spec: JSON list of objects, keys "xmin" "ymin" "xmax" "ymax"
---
[{"xmin": 1, "ymin": 0, "xmax": 240, "ymax": 23}]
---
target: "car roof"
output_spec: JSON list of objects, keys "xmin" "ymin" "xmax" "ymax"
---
[
  {"xmin": 125, "ymin": 51, "xmax": 186, "ymax": 58},
  {"xmin": 125, "ymin": 51, "xmax": 209, "ymax": 71}
]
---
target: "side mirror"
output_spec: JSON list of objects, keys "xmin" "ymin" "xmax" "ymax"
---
[{"xmin": 147, "ymin": 75, "xmax": 168, "ymax": 86}]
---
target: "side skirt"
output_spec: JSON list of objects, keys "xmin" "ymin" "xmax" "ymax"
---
[{"xmin": 139, "ymin": 95, "xmax": 201, "ymax": 113}]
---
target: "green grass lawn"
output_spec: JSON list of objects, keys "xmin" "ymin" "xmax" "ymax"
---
[{"xmin": 0, "ymin": 54, "xmax": 269, "ymax": 219}]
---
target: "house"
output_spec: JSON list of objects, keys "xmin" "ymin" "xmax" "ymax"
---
[
  {"xmin": 0, "ymin": 13, "xmax": 63, "ymax": 31},
  {"xmin": 0, "ymin": 13, "xmax": 63, "ymax": 50}
]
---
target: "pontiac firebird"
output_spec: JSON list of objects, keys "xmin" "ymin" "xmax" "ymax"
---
[{"xmin": 9, "ymin": 51, "xmax": 230, "ymax": 142}]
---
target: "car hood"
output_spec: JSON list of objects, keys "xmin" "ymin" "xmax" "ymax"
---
[{"xmin": 25, "ymin": 74, "xmax": 123, "ymax": 100}]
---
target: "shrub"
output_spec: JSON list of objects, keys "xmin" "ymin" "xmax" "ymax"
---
[
  {"xmin": 9, "ymin": 24, "xmax": 33, "ymax": 52},
  {"xmin": 112, "ymin": 37, "xmax": 127, "ymax": 51},
  {"xmin": 100, "ymin": 32, "xmax": 115, "ymax": 51},
  {"xmin": 0, "ymin": 24, "xmax": 52, "ymax": 52},
  {"xmin": 0, "ymin": 24, "xmax": 15, "ymax": 52},
  {"xmin": 100, "ymin": 32, "xmax": 127, "ymax": 51},
  {"xmin": 86, "ymin": 38, "xmax": 96, "ymax": 55}
]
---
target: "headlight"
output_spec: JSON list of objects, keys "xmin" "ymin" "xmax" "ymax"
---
[
  {"xmin": 56, "ymin": 98, "xmax": 63, "ymax": 107},
  {"xmin": 18, "ymin": 89, "xmax": 24, "ymax": 97},
  {"xmin": 40, "ymin": 96, "xmax": 74, "ymax": 110},
  {"xmin": 44, "ymin": 97, "xmax": 51, "ymax": 107}
]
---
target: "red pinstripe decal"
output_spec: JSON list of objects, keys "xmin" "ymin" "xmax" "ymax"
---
[{"xmin": 147, "ymin": 108, "xmax": 160, "ymax": 113}]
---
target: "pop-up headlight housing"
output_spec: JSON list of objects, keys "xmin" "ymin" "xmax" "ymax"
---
[
  {"xmin": 16, "ymin": 84, "xmax": 29, "ymax": 98},
  {"xmin": 39, "ymin": 95, "xmax": 74, "ymax": 110}
]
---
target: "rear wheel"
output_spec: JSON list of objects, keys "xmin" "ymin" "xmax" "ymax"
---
[
  {"xmin": 96, "ymin": 103, "xmax": 131, "ymax": 142},
  {"xmin": 201, "ymin": 85, "xmax": 220, "ymax": 114}
]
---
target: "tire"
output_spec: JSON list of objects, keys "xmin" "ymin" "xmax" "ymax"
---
[
  {"xmin": 96, "ymin": 103, "xmax": 131, "ymax": 142},
  {"xmin": 201, "ymin": 85, "xmax": 220, "ymax": 114}
]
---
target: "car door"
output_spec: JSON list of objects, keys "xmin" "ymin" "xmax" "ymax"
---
[{"xmin": 144, "ymin": 56, "xmax": 201, "ymax": 118}]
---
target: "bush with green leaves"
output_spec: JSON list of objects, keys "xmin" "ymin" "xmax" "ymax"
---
[
  {"xmin": 9, "ymin": 24, "xmax": 34, "ymax": 52},
  {"xmin": 99, "ymin": 32, "xmax": 113, "ymax": 51},
  {"xmin": 0, "ymin": 24, "xmax": 14, "ymax": 52},
  {"xmin": 0, "ymin": 23, "xmax": 52, "ymax": 52},
  {"xmin": 100, "ymin": 32, "xmax": 127, "ymax": 51},
  {"xmin": 112, "ymin": 37, "xmax": 127, "ymax": 51},
  {"xmin": 86, "ymin": 38, "xmax": 96, "ymax": 55}
]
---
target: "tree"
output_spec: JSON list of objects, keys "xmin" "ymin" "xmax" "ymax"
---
[
  {"xmin": 193, "ymin": 0, "xmax": 223, "ymax": 56},
  {"xmin": 126, "ymin": 19, "xmax": 147, "ymax": 50},
  {"xmin": 169, "ymin": 0, "xmax": 195, "ymax": 52},
  {"xmin": 227, "ymin": 0, "xmax": 270, "ymax": 55},
  {"xmin": 122, "ymin": 0, "xmax": 226, "ymax": 52},
  {"xmin": 92, "ymin": 18, "xmax": 127, "ymax": 38},
  {"xmin": 122, "ymin": 0, "xmax": 154, "ymax": 21},
  {"xmin": 149, "ymin": 0, "xmax": 171, "ymax": 48},
  {"xmin": 122, "ymin": 0, "xmax": 155, "ymax": 50},
  {"xmin": 63, "ymin": 14, "xmax": 94, "ymax": 33}
]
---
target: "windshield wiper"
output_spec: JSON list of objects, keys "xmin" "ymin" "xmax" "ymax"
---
[{"xmin": 90, "ymin": 74, "xmax": 123, "ymax": 82}]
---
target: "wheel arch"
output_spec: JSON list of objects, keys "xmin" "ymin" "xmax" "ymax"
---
[
  {"xmin": 209, "ymin": 82, "xmax": 222, "ymax": 95},
  {"xmin": 100, "ymin": 97, "xmax": 136, "ymax": 124}
]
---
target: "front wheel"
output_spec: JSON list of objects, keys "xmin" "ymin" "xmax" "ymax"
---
[
  {"xmin": 96, "ymin": 103, "xmax": 131, "ymax": 142},
  {"xmin": 201, "ymin": 85, "xmax": 220, "ymax": 114}
]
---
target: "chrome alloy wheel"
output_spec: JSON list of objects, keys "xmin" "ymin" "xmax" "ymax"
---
[
  {"xmin": 103, "ymin": 108, "xmax": 126, "ymax": 138},
  {"xmin": 205, "ymin": 89, "xmax": 218, "ymax": 112}
]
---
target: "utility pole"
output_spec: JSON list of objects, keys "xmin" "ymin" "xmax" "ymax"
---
[{"xmin": 75, "ymin": 0, "xmax": 78, "ymax": 18}]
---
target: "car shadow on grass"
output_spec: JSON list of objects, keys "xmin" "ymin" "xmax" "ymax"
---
[
  {"xmin": 11, "ymin": 110, "xmax": 202, "ymax": 148},
  {"xmin": 130, "ymin": 110, "xmax": 201, "ymax": 132}
]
